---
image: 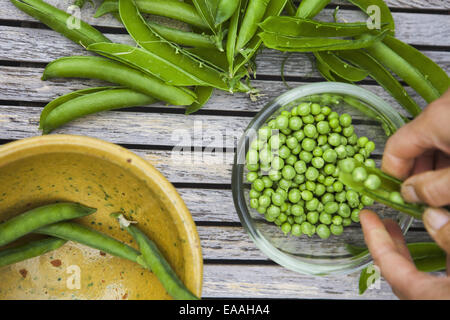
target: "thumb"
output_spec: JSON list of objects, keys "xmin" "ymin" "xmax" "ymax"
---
[
  {"xmin": 423, "ymin": 208, "xmax": 450, "ymax": 254},
  {"xmin": 401, "ymin": 167, "xmax": 450, "ymax": 207}
]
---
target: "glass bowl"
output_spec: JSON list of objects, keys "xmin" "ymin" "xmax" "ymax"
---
[{"xmin": 232, "ymin": 82, "xmax": 412, "ymax": 276}]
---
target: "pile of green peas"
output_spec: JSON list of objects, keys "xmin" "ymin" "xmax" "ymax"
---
[{"xmin": 246, "ymin": 101, "xmax": 377, "ymax": 239}]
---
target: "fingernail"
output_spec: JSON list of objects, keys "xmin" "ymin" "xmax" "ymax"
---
[
  {"xmin": 401, "ymin": 184, "xmax": 420, "ymax": 203},
  {"xmin": 423, "ymin": 208, "xmax": 450, "ymax": 235}
]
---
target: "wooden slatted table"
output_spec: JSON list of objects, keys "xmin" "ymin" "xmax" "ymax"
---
[{"xmin": 0, "ymin": 0, "xmax": 448, "ymax": 299}]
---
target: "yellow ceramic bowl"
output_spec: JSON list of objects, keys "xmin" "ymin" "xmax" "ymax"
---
[{"xmin": 0, "ymin": 135, "xmax": 202, "ymax": 300}]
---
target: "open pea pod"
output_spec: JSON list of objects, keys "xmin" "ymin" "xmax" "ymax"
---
[
  {"xmin": 226, "ymin": 0, "xmax": 248, "ymax": 76},
  {"xmin": 94, "ymin": 0, "xmax": 209, "ymax": 30},
  {"xmin": 11, "ymin": 0, "xmax": 110, "ymax": 47},
  {"xmin": 192, "ymin": 0, "xmax": 220, "ymax": 32},
  {"xmin": 347, "ymin": 0, "xmax": 395, "ymax": 35},
  {"xmin": 383, "ymin": 35, "xmax": 450, "ymax": 96},
  {"xmin": 118, "ymin": 0, "xmax": 230, "ymax": 91},
  {"xmin": 295, "ymin": 0, "xmax": 330, "ymax": 19},
  {"xmin": 185, "ymin": 86, "xmax": 214, "ymax": 114},
  {"xmin": 338, "ymin": 161, "xmax": 425, "ymax": 219},
  {"xmin": 259, "ymin": 16, "xmax": 386, "ymax": 38},
  {"xmin": 314, "ymin": 51, "xmax": 369, "ymax": 82},
  {"xmin": 259, "ymin": 29, "xmax": 389, "ymax": 52},
  {"xmin": 335, "ymin": 49, "xmax": 422, "ymax": 117}
]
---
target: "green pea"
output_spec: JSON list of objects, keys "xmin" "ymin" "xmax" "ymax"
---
[
  {"xmin": 323, "ymin": 149, "xmax": 337, "ymax": 163},
  {"xmin": 249, "ymin": 189, "xmax": 261, "ymax": 199},
  {"xmin": 348, "ymin": 133, "xmax": 358, "ymax": 145},
  {"xmin": 342, "ymin": 218, "xmax": 352, "ymax": 226},
  {"xmin": 351, "ymin": 209, "xmax": 360, "ymax": 223},
  {"xmin": 328, "ymin": 133, "xmax": 341, "ymax": 147},
  {"xmin": 316, "ymin": 121, "xmax": 330, "ymax": 134},
  {"xmin": 259, "ymin": 195, "xmax": 271, "ymax": 208},
  {"xmin": 297, "ymin": 102, "xmax": 311, "ymax": 116},
  {"xmin": 289, "ymin": 116, "xmax": 303, "ymax": 131},
  {"xmin": 323, "ymin": 176, "xmax": 335, "ymax": 186},
  {"xmin": 364, "ymin": 174, "xmax": 381, "ymax": 190},
  {"xmin": 299, "ymin": 151, "xmax": 313, "ymax": 163},
  {"xmin": 259, "ymin": 148, "xmax": 272, "ymax": 165},
  {"xmin": 293, "ymin": 130, "xmax": 305, "ymax": 141},
  {"xmin": 286, "ymin": 136, "xmax": 299, "ymax": 149},
  {"xmin": 250, "ymin": 198, "xmax": 259, "ymax": 209},
  {"xmin": 288, "ymin": 189, "xmax": 301, "ymax": 203},
  {"xmin": 361, "ymin": 195, "xmax": 374, "ymax": 206},
  {"xmin": 263, "ymin": 188, "xmax": 275, "ymax": 197},
  {"xmin": 339, "ymin": 113, "xmax": 352, "ymax": 127},
  {"xmin": 291, "ymin": 144, "xmax": 301, "ymax": 155},
  {"xmin": 294, "ymin": 214, "xmax": 306, "ymax": 224},
  {"xmin": 271, "ymin": 193, "xmax": 284, "ymax": 206},
  {"xmin": 301, "ymin": 138, "xmax": 316, "ymax": 152},
  {"xmin": 285, "ymin": 155, "xmax": 297, "ymax": 166},
  {"xmin": 352, "ymin": 167, "xmax": 368, "ymax": 182},
  {"xmin": 354, "ymin": 154, "xmax": 365, "ymax": 163},
  {"xmin": 332, "ymin": 215, "xmax": 342, "ymax": 225},
  {"xmin": 319, "ymin": 212, "xmax": 332, "ymax": 225},
  {"xmin": 268, "ymin": 135, "xmax": 281, "ymax": 150},
  {"xmin": 305, "ymin": 167, "xmax": 319, "ymax": 181},
  {"xmin": 282, "ymin": 165, "xmax": 296, "ymax": 180},
  {"xmin": 364, "ymin": 159, "xmax": 376, "ymax": 168},
  {"xmin": 315, "ymin": 184, "xmax": 326, "ymax": 196},
  {"xmin": 328, "ymin": 111, "xmax": 339, "ymax": 120},
  {"xmin": 301, "ymin": 190, "xmax": 313, "ymax": 201},
  {"xmin": 335, "ymin": 191, "xmax": 346, "ymax": 203},
  {"xmin": 321, "ymin": 193, "xmax": 335, "ymax": 204},
  {"xmin": 306, "ymin": 211, "xmax": 319, "ymax": 224},
  {"xmin": 321, "ymin": 106, "xmax": 331, "ymax": 116},
  {"xmin": 294, "ymin": 174, "xmax": 305, "ymax": 184},
  {"xmin": 324, "ymin": 202, "xmax": 338, "ymax": 214},
  {"xmin": 313, "ymin": 147, "xmax": 323, "ymax": 157},
  {"xmin": 329, "ymin": 118, "xmax": 340, "ymax": 129},
  {"xmin": 281, "ymin": 222, "xmax": 291, "ymax": 235},
  {"xmin": 338, "ymin": 203, "xmax": 351, "ymax": 218},
  {"xmin": 258, "ymin": 126, "xmax": 272, "ymax": 141},
  {"xmin": 306, "ymin": 198, "xmax": 319, "ymax": 211},
  {"xmin": 252, "ymin": 179, "xmax": 264, "ymax": 192},
  {"xmin": 389, "ymin": 191, "xmax": 405, "ymax": 204},
  {"xmin": 247, "ymin": 163, "xmax": 259, "ymax": 172},
  {"xmin": 315, "ymin": 114, "xmax": 325, "ymax": 122},
  {"xmin": 268, "ymin": 170, "xmax": 282, "ymax": 181},
  {"xmin": 335, "ymin": 145, "xmax": 347, "ymax": 159},
  {"xmin": 316, "ymin": 224, "xmax": 331, "ymax": 239},
  {"xmin": 291, "ymin": 204, "xmax": 304, "ymax": 216},
  {"xmin": 291, "ymin": 224, "xmax": 302, "ymax": 236},
  {"xmin": 357, "ymin": 136, "xmax": 369, "ymax": 147},
  {"xmin": 271, "ymin": 157, "xmax": 284, "ymax": 171},
  {"xmin": 262, "ymin": 176, "xmax": 273, "ymax": 188},
  {"xmin": 330, "ymin": 224, "xmax": 343, "ymax": 236},
  {"xmin": 257, "ymin": 206, "xmax": 267, "ymax": 214},
  {"xmin": 305, "ymin": 181, "xmax": 316, "ymax": 191},
  {"xmin": 333, "ymin": 181, "xmax": 344, "ymax": 193},
  {"xmin": 310, "ymin": 103, "xmax": 321, "ymax": 115},
  {"xmin": 311, "ymin": 157, "xmax": 325, "ymax": 169},
  {"xmin": 365, "ymin": 141, "xmax": 376, "ymax": 153},
  {"xmin": 278, "ymin": 213, "xmax": 288, "ymax": 223},
  {"xmin": 317, "ymin": 135, "xmax": 328, "ymax": 146},
  {"xmin": 304, "ymin": 124, "xmax": 317, "ymax": 138},
  {"xmin": 275, "ymin": 115, "xmax": 289, "ymax": 130},
  {"xmin": 339, "ymin": 158, "xmax": 356, "ymax": 173},
  {"xmin": 345, "ymin": 145, "xmax": 355, "ymax": 156},
  {"xmin": 301, "ymin": 222, "xmax": 315, "ymax": 237},
  {"xmin": 247, "ymin": 171, "xmax": 258, "ymax": 182},
  {"xmin": 302, "ymin": 115, "xmax": 315, "ymax": 124},
  {"xmin": 278, "ymin": 145, "xmax": 291, "ymax": 159},
  {"xmin": 278, "ymin": 178, "xmax": 291, "ymax": 190}
]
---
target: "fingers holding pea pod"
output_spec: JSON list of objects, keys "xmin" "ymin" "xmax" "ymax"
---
[
  {"xmin": 113, "ymin": 214, "xmax": 199, "ymax": 300},
  {"xmin": 338, "ymin": 158, "xmax": 425, "ymax": 219},
  {"xmin": 235, "ymin": 0, "xmax": 271, "ymax": 53},
  {"xmin": 95, "ymin": 0, "xmax": 209, "ymax": 30},
  {"xmin": 0, "ymin": 237, "xmax": 67, "ymax": 268},
  {"xmin": 41, "ymin": 56, "xmax": 196, "ymax": 106},
  {"xmin": 0, "ymin": 203, "xmax": 96, "ymax": 247},
  {"xmin": 10, "ymin": 0, "xmax": 110, "ymax": 47},
  {"xmin": 118, "ymin": 0, "xmax": 231, "ymax": 92},
  {"xmin": 41, "ymin": 88, "xmax": 157, "ymax": 134}
]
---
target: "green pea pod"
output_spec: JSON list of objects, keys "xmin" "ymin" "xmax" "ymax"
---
[
  {"xmin": 364, "ymin": 39, "xmax": 441, "ymax": 104},
  {"xmin": 235, "ymin": 0, "xmax": 271, "ymax": 53},
  {"xmin": 285, "ymin": 0, "xmax": 296, "ymax": 16},
  {"xmin": 314, "ymin": 51, "xmax": 369, "ymax": 82},
  {"xmin": 114, "ymin": 217, "xmax": 199, "ymax": 300},
  {"xmin": 226, "ymin": 0, "xmax": 247, "ymax": 76},
  {"xmin": 0, "ymin": 203, "xmax": 96, "ymax": 247},
  {"xmin": 338, "ymin": 161, "xmax": 425, "ymax": 219},
  {"xmin": 36, "ymin": 222, "xmax": 144, "ymax": 266},
  {"xmin": 0, "ymin": 237, "xmax": 67, "ymax": 268},
  {"xmin": 10, "ymin": 0, "xmax": 110, "ymax": 47},
  {"xmin": 119, "ymin": 0, "xmax": 230, "ymax": 92},
  {"xmin": 259, "ymin": 16, "xmax": 386, "ymax": 38},
  {"xmin": 186, "ymin": 86, "xmax": 214, "ymax": 115},
  {"xmin": 335, "ymin": 50, "xmax": 422, "ymax": 117},
  {"xmin": 232, "ymin": 0, "xmax": 288, "ymax": 77},
  {"xmin": 39, "ymin": 86, "xmax": 116, "ymax": 130},
  {"xmin": 185, "ymin": 47, "xmax": 228, "ymax": 72},
  {"xmin": 94, "ymin": 0, "xmax": 209, "ymax": 30},
  {"xmin": 356, "ymin": 242, "xmax": 446, "ymax": 294},
  {"xmin": 295, "ymin": 0, "xmax": 331, "ymax": 19},
  {"xmin": 382, "ymin": 35, "xmax": 450, "ymax": 96},
  {"xmin": 192, "ymin": 0, "xmax": 220, "ymax": 33},
  {"xmin": 41, "ymin": 56, "xmax": 196, "ymax": 106},
  {"xmin": 215, "ymin": 0, "xmax": 239, "ymax": 25},
  {"xmin": 259, "ymin": 29, "xmax": 388, "ymax": 52},
  {"xmin": 146, "ymin": 22, "xmax": 216, "ymax": 49},
  {"xmin": 88, "ymin": 43, "xmax": 210, "ymax": 87},
  {"xmin": 347, "ymin": 0, "xmax": 395, "ymax": 35},
  {"xmin": 41, "ymin": 88, "xmax": 157, "ymax": 134}
]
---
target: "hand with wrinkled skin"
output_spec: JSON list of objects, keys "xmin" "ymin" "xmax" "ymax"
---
[{"xmin": 360, "ymin": 89, "xmax": 450, "ymax": 300}]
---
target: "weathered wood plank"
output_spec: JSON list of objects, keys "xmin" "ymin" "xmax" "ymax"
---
[
  {"xmin": 0, "ymin": 64, "xmax": 432, "ymax": 116},
  {"xmin": 1, "ymin": 0, "xmax": 449, "ymax": 46},
  {"xmin": 202, "ymin": 264, "xmax": 396, "ymax": 299}
]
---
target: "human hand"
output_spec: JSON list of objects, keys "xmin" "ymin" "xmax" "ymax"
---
[{"xmin": 360, "ymin": 90, "xmax": 450, "ymax": 299}]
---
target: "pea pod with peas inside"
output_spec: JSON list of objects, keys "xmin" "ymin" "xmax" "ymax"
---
[
  {"xmin": 215, "ymin": 0, "xmax": 240, "ymax": 25},
  {"xmin": 0, "ymin": 237, "xmax": 67, "ymax": 268},
  {"xmin": 94, "ymin": 0, "xmax": 209, "ymax": 30},
  {"xmin": 338, "ymin": 158, "xmax": 425, "ymax": 219},
  {"xmin": 112, "ymin": 213, "xmax": 198, "ymax": 300},
  {"xmin": 10, "ymin": 0, "xmax": 110, "ymax": 47},
  {"xmin": 41, "ymin": 56, "xmax": 196, "ymax": 106},
  {"xmin": 0, "ymin": 203, "xmax": 96, "ymax": 247},
  {"xmin": 40, "ymin": 87, "xmax": 158, "ymax": 134}
]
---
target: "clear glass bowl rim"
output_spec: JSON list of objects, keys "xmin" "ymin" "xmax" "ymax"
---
[{"xmin": 232, "ymin": 82, "xmax": 413, "ymax": 276}]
